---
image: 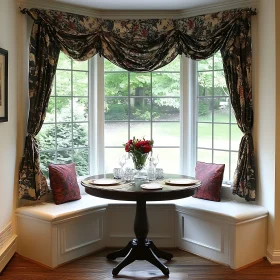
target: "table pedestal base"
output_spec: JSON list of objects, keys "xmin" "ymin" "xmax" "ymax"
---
[{"xmin": 107, "ymin": 239, "xmax": 173, "ymax": 276}]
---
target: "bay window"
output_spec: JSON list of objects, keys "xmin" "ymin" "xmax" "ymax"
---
[{"xmin": 38, "ymin": 51, "xmax": 240, "ymax": 182}]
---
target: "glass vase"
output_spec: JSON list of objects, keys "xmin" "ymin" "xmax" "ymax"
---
[{"xmin": 132, "ymin": 153, "xmax": 148, "ymax": 179}]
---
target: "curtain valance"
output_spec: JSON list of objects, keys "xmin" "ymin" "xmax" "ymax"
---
[
  {"xmin": 19, "ymin": 7, "xmax": 257, "ymax": 202},
  {"xmin": 22, "ymin": 8, "xmax": 255, "ymax": 71}
]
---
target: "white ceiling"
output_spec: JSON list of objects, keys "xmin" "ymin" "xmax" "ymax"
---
[{"xmin": 48, "ymin": 0, "xmax": 235, "ymax": 11}]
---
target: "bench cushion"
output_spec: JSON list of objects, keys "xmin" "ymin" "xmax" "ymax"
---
[
  {"xmin": 175, "ymin": 197, "xmax": 268, "ymax": 223},
  {"xmin": 16, "ymin": 195, "xmax": 110, "ymax": 222}
]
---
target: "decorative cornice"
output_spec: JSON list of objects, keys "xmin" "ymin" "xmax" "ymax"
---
[{"xmin": 17, "ymin": 0, "xmax": 260, "ymax": 19}]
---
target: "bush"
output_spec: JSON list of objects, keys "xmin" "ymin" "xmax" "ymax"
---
[
  {"xmin": 105, "ymin": 104, "xmax": 127, "ymax": 120},
  {"xmin": 198, "ymin": 101, "xmax": 209, "ymax": 116}
]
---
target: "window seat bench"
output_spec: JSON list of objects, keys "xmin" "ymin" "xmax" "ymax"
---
[{"xmin": 16, "ymin": 194, "xmax": 268, "ymax": 270}]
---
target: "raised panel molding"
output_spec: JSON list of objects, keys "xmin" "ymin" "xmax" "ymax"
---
[
  {"xmin": 0, "ymin": 235, "xmax": 17, "ymax": 272},
  {"xmin": 59, "ymin": 216, "xmax": 103, "ymax": 255},
  {"xmin": 180, "ymin": 214, "xmax": 224, "ymax": 253}
]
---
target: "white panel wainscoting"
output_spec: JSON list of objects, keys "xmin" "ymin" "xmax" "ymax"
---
[
  {"xmin": 0, "ymin": 222, "xmax": 17, "ymax": 272},
  {"xmin": 16, "ymin": 196, "xmax": 268, "ymax": 269}
]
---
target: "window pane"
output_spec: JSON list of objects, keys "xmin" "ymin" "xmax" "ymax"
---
[
  {"xmin": 197, "ymin": 123, "xmax": 212, "ymax": 148},
  {"xmin": 45, "ymin": 97, "xmax": 55, "ymax": 123},
  {"xmin": 214, "ymin": 124, "xmax": 229, "ymax": 150},
  {"xmin": 104, "ymin": 59, "xmax": 124, "ymax": 71},
  {"xmin": 130, "ymin": 97, "xmax": 151, "ymax": 120},
  {"xmin": 214, "ymin": 52, "xmax": 223, "ymax": 70},
  {"xmin": 73, "ymin": 60, "xmax": 88, "ymax": 71},
  {"xmin": 73, "ymin": 71, "xmax": 88, "ymax": 96},
  {"xmin": 155, "ymin": 56, "xmax": 180, "ymax": 71},
  {"xmin": 105, "ymin": 98, "xmax": 128, "ymax": 121},
  {"xmin": 74, "ymin": 149, "xmax": 89, "ymax": 175},
  {"xmin": 38, "ymin": 124, "xmax": 56, "ymax": 151},
  {"xmin": 56, "ymin": 150, "xmax": 72, "ymax": 164},
  {"xmin": 56, "ymin": 123, "xmax": 72, "ymax": 148},
  {"xmin": 231, "ymin": 152, "xmax": 238, "ymax": 180},
  {"xmin": 73, "ymin": 123, "xmax": 88, "ymax": 147},
  {"xmin": 197, "ymin": 98, "xmax": 212, "ymax": 122},
  {"xmin": 40, "ymin": 52, "xmax": 89, "ymax": 178},
  {"xmin": 197, "ymin": 149, "xmax": 212, "ymax": 163},
  {"xmin": 214, "ymin": 71, "xmax": 228, "ymax": 96},
  {"xmin": 152, "ymin": 148, "xmax": 180, "ymax": 174},
  {"xmin": 153, "ymin": 122, "xmax": 179, "ymax": 146},
  {"xmin": 105, "ymin": 122, "xmax": 128, "ymax": 146},
  {"xmin": 104, "ymin": 148, "xmax": 128, "ymax": 173},
  {"xmin": 231, "ymin": 125, "xmax": 242, "ymax": 151},
  {"xmin": 40, "ymin": 151, "xmax": 56, "ymax": 177},
  {"xmin": 56, "ymin": 70, "xmax": 71, "ymax": 96},
  {"xmin": 57, "ymin": 52, "xmax": 71, "ymax": 70},
  {"xmin": 130, "ymin": 73, "xmax": 151, "ymax": 96},
  {"xmin": 198, "ymin": 71, "xmax": 213, "ymax": 96},
  {"xmin": 213, "ymin": 97, "xmax": 230, "ymax": 123},
  {"xmin": 213, "ymin": 150, "xmax": 229, "ymax": 181},
  {"xmin": 198, "ymin": 57, "xmax": 213, "ymax": 71},
  {"xmin": 130, "ymin": 122, "xmax": 151, "ymax": 140},
  {"xmin": 51, "ymin": 76, "xmax": 56, "ymax": 96},
  {"xmin": 105, "ymin": 73, "xmax": 128, "ymax": 96},
  {"xmin": 73, "ymin": 97, "xmax": 88, "ymax": 122},
  {"xmin": 152, "ymin": 73, "xmax": 180, "ymax": 97},
  {"xmin": 231, "ymin": 107, "xmax": 237, "ymax": 123},
  {"xmin": 152, "ymin": 98, "xmax": 180, "ymax": 121},
  {"xmin": 56, "ymin": 97, "xmax": 72, "ymax": 122}
]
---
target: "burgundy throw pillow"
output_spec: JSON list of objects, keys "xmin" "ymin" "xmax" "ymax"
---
[
  {"xmin": 49, "ymin": 163, "xmax": 81, "ymax": 205},
  {"xmin": 193, "ymin": 161, "xmax": 225, "ymax": 202}
]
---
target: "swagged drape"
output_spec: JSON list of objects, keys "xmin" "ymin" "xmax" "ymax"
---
[{"xmin": 20, "ymin": 8, "xmax": 256, "ymax": 201}]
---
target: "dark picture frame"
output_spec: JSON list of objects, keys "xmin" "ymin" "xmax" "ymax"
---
[{"xmin": 0, "ymin": 47, "xmax": 8, "ymax": 122}]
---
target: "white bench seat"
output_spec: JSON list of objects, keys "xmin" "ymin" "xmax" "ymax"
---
[
  {"xmin": 175, "ymin": 197, "xmax": 268, "ymax": 269},
  {"xmin": 16, "ymin": 194, "xmax": 268, "ymax": 270},
  {"xmin": 175, "ymin": 197, "xmax": 268, "ymax": 223},
  {"xmin": 16, "ymin": 196, "xmax": 110, "ymax": 223}
]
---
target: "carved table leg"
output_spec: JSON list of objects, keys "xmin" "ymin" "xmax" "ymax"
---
[
  {"xmin": 148, "ymin": 240, "xmax": 173, "ymax": 261},
  {"xmin": 107, "ymin": 241, "xmax": 133, "ymax": 260},
  {"xmin": 110, "ymin": 200, "xmax": 171, "ymax": 276}
]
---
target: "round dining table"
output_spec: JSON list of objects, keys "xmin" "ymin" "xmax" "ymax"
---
[{"xmin": 81, "ymin": 174, "xmax": 200, "ymax": 276}]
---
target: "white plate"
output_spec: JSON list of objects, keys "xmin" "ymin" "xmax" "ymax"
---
[
  {"xmin": 140, "ymin": 183, "xmax": 162, "ymax": 190},
  {"xmin": 164, "ymin": 178, "xmax": 201, "ymax": 186},
  {"xmin": 89, "ymin": 179, "xmax": 120, "ymax": 186}
]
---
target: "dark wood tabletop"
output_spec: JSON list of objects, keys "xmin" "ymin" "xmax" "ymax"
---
[{"xmin": 81, "ymin": 174, "xmax": 200, "ymax": 201}]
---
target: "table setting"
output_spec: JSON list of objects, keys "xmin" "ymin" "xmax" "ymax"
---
[{"xmin": 81, "ymin": 137, "xmax": 201, "ymax": 276}]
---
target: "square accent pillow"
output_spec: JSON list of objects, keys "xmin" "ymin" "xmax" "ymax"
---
[
  {"xmin": 49, "ymin": 163, "xmax": 81, "ymax": 205},
  {"xmin": 193, "ymin": 161, "xmax": 225, "ymax": 202}
]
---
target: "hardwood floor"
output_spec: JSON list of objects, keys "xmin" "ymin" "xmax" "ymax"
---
[{"xmin": 1, "ymin": 248, "xmax": 280, "ymax": 280}]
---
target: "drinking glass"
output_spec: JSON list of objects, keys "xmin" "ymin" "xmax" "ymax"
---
[
  {"xmin": 118, "ymin": 154, "xmax": 128, "ymax": 178},
  {"xmin": 152, "ymin": 154, "xmax": 159, "ymax": 169}
]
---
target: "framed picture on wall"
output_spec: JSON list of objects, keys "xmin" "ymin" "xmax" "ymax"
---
[{"xmin": 0, "ymin": 47, "xmax": 8, "ymax": 122}]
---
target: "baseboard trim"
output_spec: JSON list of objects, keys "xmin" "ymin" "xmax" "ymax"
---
[
  {"xmin": 0, "ymin": 235, "xmax": 17, "ymax": 272},
  {"xmin": 266, "ymin": 245, "xmax": 280, "ymax": 264}
]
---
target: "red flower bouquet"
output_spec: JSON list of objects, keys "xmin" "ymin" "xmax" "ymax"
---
[{"xmin": 124, "ymin": 137, "xmax": 154, "ymax": 170}]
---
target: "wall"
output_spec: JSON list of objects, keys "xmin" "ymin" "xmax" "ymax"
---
[
  {"xmin": 8, "ymin": 0, "xmax": 280, "ymax": 266},
  {"xmin": 274, "ymin": 0, "xmax": 280, "ymax": 251},
  {"xmin": 0, "ymin": 0, "xmax": 19, "ymax": 271},
  {"xmin": 255, "ymin": 0, "xmax": 280, "ymax": 262}
]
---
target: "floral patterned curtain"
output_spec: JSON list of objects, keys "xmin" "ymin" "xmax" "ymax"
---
[{"xmin": 20, "ymin": 7, "xmax": 256, "ymax": 201}]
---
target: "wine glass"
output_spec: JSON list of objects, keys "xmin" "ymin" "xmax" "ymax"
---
[
  {"xmin": 118, "ymin": 154, "xmax": 127, "ymax": 168},
  {"xmin": 152, "ymin": 154, "xmax": 159, "ymax": 169},
  {"xmin": 118, "ymin": 154, "xmax": 128, "ymax": 179}
]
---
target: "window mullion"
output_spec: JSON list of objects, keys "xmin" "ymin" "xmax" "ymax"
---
[
  {"xmin": 181, "ymin": 56, "xmax": 196, "ymax": 176},
  {"xmin": 89, "ymin": 56, "xmax": 105, "ymax": 175}
]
